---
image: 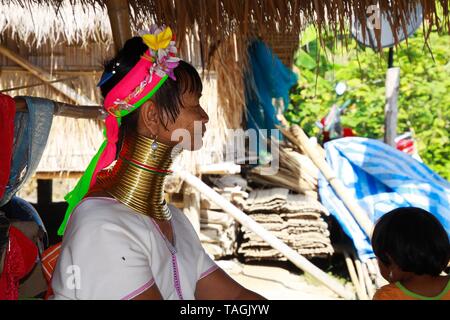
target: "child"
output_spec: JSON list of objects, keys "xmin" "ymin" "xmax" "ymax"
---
[{"xmin": 372, "ymin": 207, "xmax": 450, "ymax": 300}]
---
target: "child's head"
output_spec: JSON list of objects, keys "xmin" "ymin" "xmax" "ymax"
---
[
  {"xmin": 372, "ymin": 207, "xmax": 450, "ymax": 282},
  {"xmin": 100, "ymin": 36, "xmax": 209, "ymax": 151}
]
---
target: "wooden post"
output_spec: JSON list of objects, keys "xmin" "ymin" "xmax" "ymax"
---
[
  {"xmin": 177, "ymin": 170, "xmax": 355, "ymax": 300},
  {"xmin": 384, "ymin": 66, "xmax": 400, "ymax": 147},
  {"xmin": 37, "ymin": 179, "xmax": 52, "ymax": 206},
  {"xmin": 13, "ymin": 97, "xmax": 105, "ymax": 120},
  {"xmin": 0, "ymin": 45, "xmax": 96, "ymax": 106},
  {"xmin": 106, "ymin": 0, "xmax": 132, "ymax": 53},
  {"xmin": 282, "ymin": 125, "xmax": 374, "ymax": 237}
]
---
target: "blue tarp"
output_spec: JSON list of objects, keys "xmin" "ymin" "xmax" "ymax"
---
[{"xmin": 318, "ymin": 137, "xmax": 450, "ymax": 261}]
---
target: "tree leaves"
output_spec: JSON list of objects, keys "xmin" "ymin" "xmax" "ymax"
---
[{"xmin": 286, "ymin": 28, "xmax": 450, "ymax": 180}]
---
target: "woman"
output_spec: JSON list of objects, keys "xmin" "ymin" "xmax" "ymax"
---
[{"xmin": 51, "ymin": 26, "xmax": 264, "ymax": 300}]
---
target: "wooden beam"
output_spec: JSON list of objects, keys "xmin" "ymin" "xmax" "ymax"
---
[
  {"xmin": 0, "ymin": 45, "xmax": 96, "ymax": 106},
  {"xmin": 34, "ymin": 172, "xmax": 85, "ymax": 180},
  {"xmin": 0, "ymin": 67, "xmax": 103, "ymax": 75},
  {"xmin": 0, "ymin": 76, "xmax": 79, "ymax": 93},
  {"xmin": 384, "ymin": 67, "xmax": 400, "ymax": 147},
  {"xmin": 106, "ymin": 0, "xmax": 132, "ymax": 53},
  {"xmin": 14, "ymin": 97, "xmax": 105, "ymax": 120}
]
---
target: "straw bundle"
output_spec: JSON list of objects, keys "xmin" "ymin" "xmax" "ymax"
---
[{"xmin": 247, "ymin": 142, "xmax": 319, "ymax": 197}]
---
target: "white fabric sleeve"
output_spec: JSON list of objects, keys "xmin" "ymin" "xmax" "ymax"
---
[
  {"xmin": 51, "ymin": 222, "xmax": 155, "ymax": 300},
  {"xmin": 198, "ymin": 249, "xmax": 219, "ymax": 281}
]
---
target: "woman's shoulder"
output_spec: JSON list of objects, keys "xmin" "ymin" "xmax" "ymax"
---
[
  {"xmin": 65, "ymin": 197, "xmax": 150, "ymax": 241},
  {"xmin": 72, "ymin": 197, "xmax": 142, "ymax": 222}
]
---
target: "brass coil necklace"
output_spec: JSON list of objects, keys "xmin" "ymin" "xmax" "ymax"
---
[{"xmin": 97, "ymin": 131, "xmax": 180, "ymax": 220}]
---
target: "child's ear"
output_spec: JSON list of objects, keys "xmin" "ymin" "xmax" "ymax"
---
[{"xmin": 139, "ymin": 100, "xmax": 159, "ymax": 137}]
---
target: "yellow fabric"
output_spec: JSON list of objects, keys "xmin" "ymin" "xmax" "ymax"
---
[{"xmin": 142, "ymin": 27, "xmax": 173, "ymax": 51}]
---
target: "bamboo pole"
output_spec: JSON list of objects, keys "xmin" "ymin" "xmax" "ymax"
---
[
  {"xmin": 0, "ymin": 67, "xmax": 103, "ymax": 74},
  {"xmin": 0, "ymin": 45, "xmax": 96, "ymax": 106},
  {"xmin": 343, "ymin": 251, "xmax": 368, "ymax": 300},
  {"xmin": 14, "ymin": 97, "xmax": 105, "ymax": 120},
  {"xmin": 282, "ymin": 125, "xmax": 374, "ymax": 237},
  {"xmin": 354, "ymin": 257, "xmax": 369, "ymax": 298},
  {"xmin": 362, "ymin": 262, "xmax": 376, "ymax": 298},
  {"xmin": 0, "ymin": 76, "xmax": 79, "ymax": 93},
  {"xmin": 106, "ymin": 0, "xmax": 132, "ymax": 54},
  {"xmin": 176, "ymin": 170, "xmax": 355, "ymax": 300}
]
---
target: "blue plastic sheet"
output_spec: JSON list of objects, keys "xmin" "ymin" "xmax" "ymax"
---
[{"xmin": 318, "ymin": 137, "xmax": 450, "ymax": 261}]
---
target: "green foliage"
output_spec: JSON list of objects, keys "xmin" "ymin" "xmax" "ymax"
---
[{"xmin": 286, "ymin": 28, "xmax": 450, "ymax": 180}]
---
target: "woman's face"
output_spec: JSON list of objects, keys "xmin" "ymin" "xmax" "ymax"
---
[{"xmin": 139, "ymin": 90, "xmax": 209, "ymax": 151}]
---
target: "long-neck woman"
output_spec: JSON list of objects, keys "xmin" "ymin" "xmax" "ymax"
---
[{"xmin": 50, "ymin": 32, "xmax": 265, "ymax": 300}]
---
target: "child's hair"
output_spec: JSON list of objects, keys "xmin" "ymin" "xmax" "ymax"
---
[
  {"xmin": 372, "ymin": 207, "xmax": 450, "ymax": 276},
  {"xmin": 99, "ymin": 36, "xmax": 202, "ymax": 130}
]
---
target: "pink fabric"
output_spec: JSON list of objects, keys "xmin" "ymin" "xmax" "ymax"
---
[
  {"xmin": 104, "ymin": 49, "xmax": 164, "ymax": 112},
  {"xmin": 89, "ymin": 115, "xmax": 119, "ymax": 187},
  {"xmin": 200, "ymin": 265, "xmax": 219, "ymax": 280},
  {"xmin": 121, "ymin": 278, "xmax": 155, "ymax": 300}
]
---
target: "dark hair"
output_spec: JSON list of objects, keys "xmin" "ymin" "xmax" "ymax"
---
[
  {"xmin": 99, "ymin": 36, "xmax": 202, "ymax": 133},
  {"xmin": 372, "ymin": 207, "xmax": 450, "ymax": 276}
]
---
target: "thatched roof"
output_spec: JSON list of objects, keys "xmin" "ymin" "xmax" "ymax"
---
[
  {"xmin": 1, "ymin": 1, "xmax": 448, "ymax": 60},
  {"xmin": 2, "ymin": 0, "xmax": 448, "ymax": 175}
]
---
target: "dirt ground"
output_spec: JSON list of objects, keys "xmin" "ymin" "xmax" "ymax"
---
[{"xmin": 217, "ymin": 259, "xmax": 350, "ymax": 300}]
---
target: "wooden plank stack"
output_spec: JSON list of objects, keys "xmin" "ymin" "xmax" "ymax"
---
[
  {"xmin": 237, "ymin": 188, "xmax": 334, "ymax": 261},
  {"xmin": 199, "ymin": 175, "xmax": 248, "ymax": 259}
]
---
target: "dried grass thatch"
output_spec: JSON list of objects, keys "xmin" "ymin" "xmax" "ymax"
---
[
  {"xmin": 2, "ymin": 0, "xmax": 447, "ymax": 174},
  {"xmin": 1, "ymin": 1, "xmax": 448, "ymax": 61}
]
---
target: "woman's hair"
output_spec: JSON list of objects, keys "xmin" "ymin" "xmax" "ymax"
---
[
  {"xmin": 372, "ymin": 207, "xmax": 450, "ymax": 276},
  {"xmin": 99, "ymin": 36, "xmax": 202, "ymax": 136}
]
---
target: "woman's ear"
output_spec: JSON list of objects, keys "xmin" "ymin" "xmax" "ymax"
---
[{"xmin": 138, "ymin": 100, "xmax": 159, "ymax": 137}]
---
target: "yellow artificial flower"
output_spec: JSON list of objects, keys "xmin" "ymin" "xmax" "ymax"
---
[{"xmin": 142, "ymin": 27, "xmax": 173, "ymax": 51}]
